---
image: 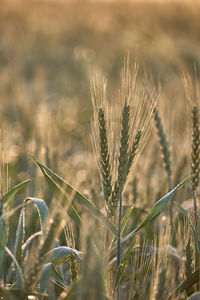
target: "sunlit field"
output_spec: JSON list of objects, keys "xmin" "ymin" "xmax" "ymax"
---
[{"xmin": 0, "ymin": 1, "xmax": 200, "ymax": 299}]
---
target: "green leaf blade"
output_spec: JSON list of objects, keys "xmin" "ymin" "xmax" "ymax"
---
[
  {"xmin": 114, "ymin": 175, "xmax": 193, "ymax": 248},
  {"xmin": 32, "ymin": 157, "xmax": 117, "ymax": 236},
  {"xmin": 25, "ymin": 197, "xmax": 49, "ymax": 235},
  {"xmin": 0, "ymin": 217, "xmax": 7, "ymax": 281},
  {"xmin": 2, "ymin": 179, "xmax": 31, "ymax": 206},
  {"xmin": 44, "ymin": 246, "xmax": 82, "ymax": 266},
  {"xmin": 14, "ymin": 209, "xmax": 24, "ymax": 266}
]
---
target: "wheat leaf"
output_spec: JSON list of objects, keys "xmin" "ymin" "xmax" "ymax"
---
[
  {"xmin": 25, "ymin": 197, "xmax": 49, "ymax": 235},
  {"xmin": 0, "ymin": 217, "xmax": 7, "ymax": 281},
  {"xmin": 44, "ymin": 246, "xmax": 82, "ymax": 266},
  {"xmin": 2, "ymin": 179, "xmax": 31, "ymax": 205},
  {"xmin": 14, "ymin": 209, "xmax": 24, "ymax": 266},
  {"xmin": 32, "ymin": 157, "xmax": 117, "ymax": 236},
  {"xmin": 113, "ymin": 175, "xmax": 193, "ymax": 249}
]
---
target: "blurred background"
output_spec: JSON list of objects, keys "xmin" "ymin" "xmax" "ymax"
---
[{"xmin": 0, "ymin": 0, "xmax": 200, "ymax": 204}]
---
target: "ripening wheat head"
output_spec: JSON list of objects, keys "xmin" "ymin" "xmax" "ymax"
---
[{"xmin": 91, "ymin": 56, "xmax": 156, "ymax": 213}]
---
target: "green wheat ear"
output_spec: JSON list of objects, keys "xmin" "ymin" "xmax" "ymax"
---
[
  {"xmin": 110, "ymin": 108, "xmax": 142, "ymax": 216},
  {"xmin": 191, "ymin": 106, "xmax": 200, "ymax": 211},
  {"xmin": 98, "ymin": 107, "xmax": 112, "ymax": 203},
  {"xmin": 117, "ymin": 102, "xmax": 130, "ymax": 188},
  {"xmin": 154, "ymin": 108, "xmax": 172, "ymax": 186},
  {"xmin": 110, "ymin": 102, "xmax": 130, "ymax": 215},
  {"xmin": 127, "ymin": 129, "xmax": 142, "ymax": 174},
  {"xmin": 91, "ymin": 56, "xmax": 156, "ymax": 217}
]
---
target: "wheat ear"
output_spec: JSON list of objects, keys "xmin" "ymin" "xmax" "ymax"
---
[
  {"xmin": 98, "ymin": 107, "xmax": 112, "ymax": 203},
  {"xmin": 191, "ymin": 106, "xmax": 200, "ymax": 212}
]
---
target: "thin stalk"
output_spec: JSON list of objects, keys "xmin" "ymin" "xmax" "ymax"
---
[
  {"xmin": 3, "ymin": 251, "xmax": 6, "ymax": 287},
  {"xmin": 193, "ymin": 192, "xmax": 197, "ymax": 217},
  {"xmin": 116, "ymin": 188, "xmax": 122, "ymax": 300},
  {"xmin": 168, "ymin": 175, "xmax": 173, "ymax": 235}
]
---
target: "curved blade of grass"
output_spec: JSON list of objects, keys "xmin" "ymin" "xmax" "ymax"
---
[
  {"xmin": 32, "ymin": 157, "xmax": 117, "ymax": 236},
  {"xmin": 14, "ymin": 209, "xmax": 24, "ymax": 266},
  {"xmin": 22, "ymin": 231, "xmax": 42, "ymax": 257},
  {"xmin": 25, "ymin": 198, "xmax": 49, "ymax": 235},
  {"xmin": 176, "ymin": 202, "xmax": 200, "ymax": 252},
  {"xmin": 113, "ymin": 175, "xmax": 193, "ymax": 288},
  {"xmin": 0, "ymin": 203, "xmax": 27, "ymax": 222},
  {"xmin": 113, "ymin": 175, "xmax": 193, "ymax": 250},
  {"xmin": 31, "ymin": 160, "xmax": 81, "ymax": 226},
  {"xmin": 2, "ymin": 179, "xmax": 31, "ymax": 205},
  {"xmin": 5, "ymin": 246, "xmax": 24, "ymax": 289},
  {"xmin": 39, "ymin": 263, "xmax": 50, "ymax": 298},
  {"xmin": 167, "ymin": 267, "xmax": 200, "ymax": 300},
  {"xmin": 0, "ymin": 217, "xmax": 7, "ymax": 281},
  {"xmin": 44, "ymin": 246, "xmax": 82, "ymax": 266}
]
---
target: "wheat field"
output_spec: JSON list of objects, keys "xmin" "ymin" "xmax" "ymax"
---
[{"xmin": 0, "ymin": 1, "xmax": 200, "ymax": 299}]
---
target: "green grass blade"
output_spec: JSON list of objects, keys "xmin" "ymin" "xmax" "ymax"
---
[
  {"xmin": 32, "ymin": 160, "xmax": 81, "ymax": 226},
  {"xmin": 0, "ymin": 203, "xmax": 26, "ymax": 222},
  {"xmin": 14, "ymin": 209, "xmax": 24, "ymax": 266},
  {"xmin": 110, "ymin": 204, "xmax": 135, "ymax": 247},
  {"xmin": 44, "ymin": 246, "xmax": 82, "ymax": 266},
  {"xmin": 38, "ymin": 263, "xmax": 51, "ymax": 300},
  {"xmin": 32, "ymin": 157, "xmax": 117, "ymax": 236},
  {"xmin": 2, "ymin": 179, "xmax": 31, "ymax": 205},
  {"xmin": 113, "ymin": 175, "xmax": 193, "ymax": 287},
  {"xmin": 113, "ymin": 175, "xmax": 193, "ymax": 249},
  {"xmin": 0, "ymin": 217, "xmax": 7, "ymax": 282},
  {"xmin": 25, "ymin": 197, "xmax": 49, "ymax": 235},
  {"xmin": 22, "ymin": 231, "xmax": 42, "ymax": 257}
]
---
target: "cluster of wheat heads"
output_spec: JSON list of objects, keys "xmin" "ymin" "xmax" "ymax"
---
[
  {"xmin": 91, "ymin": 58, "xmax": 155, "ymax": 217},
  {"xmin": 0, "ymin": 58, "xmax": 200, "ymax": 300}
]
